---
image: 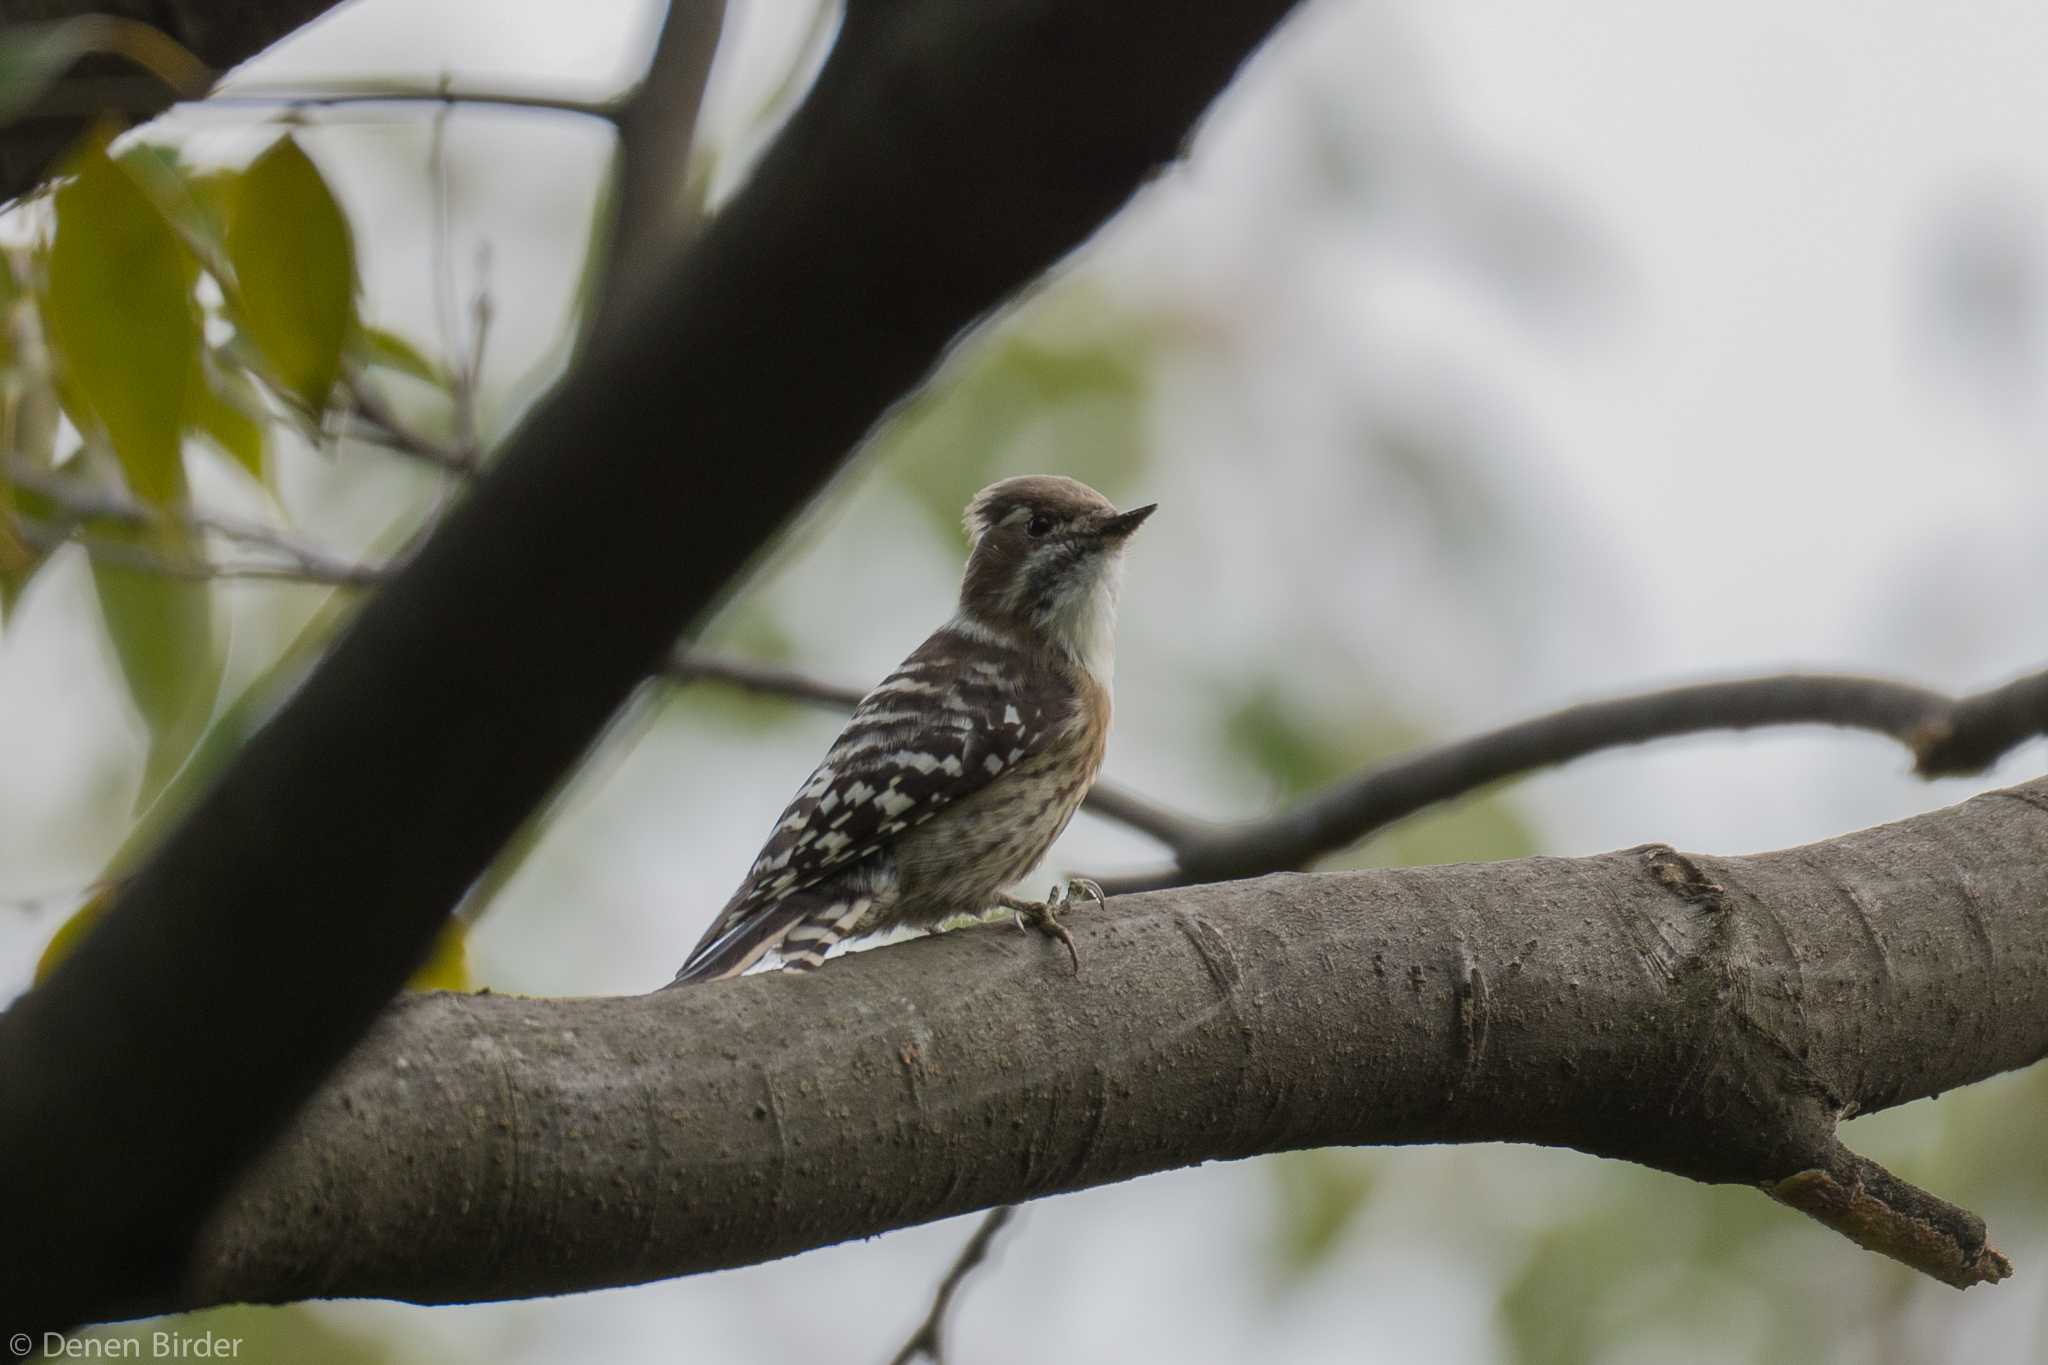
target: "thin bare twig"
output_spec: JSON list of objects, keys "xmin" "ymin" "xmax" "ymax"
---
[
  {"xmin": 344, "ymin": 374, "xmax": 478, "ymax": 474},
  {"xmin": 6, "ymin": 459, "xmax": 387, "ymax": 588},
  {"xmin": 209, "ymin": 80, "xmax": 620, "ymax": 122},
  {"xmin": 25, "ymin": 77, "xmax": 624, "ymax": 124},
  {"xmin": 14, "ymin": 516, "xmax": 383, "ymax": 587},
  {"xmin": 451, "ymin": 251, "xmax": 493, "ymax": 463},
  {"xmin": 887, "ymin": 1205, "xmax": 1016, "ymax": 1365},
  {"xmin": 664, "ymin": 648, "xmax": 863, "ymax": 707}
]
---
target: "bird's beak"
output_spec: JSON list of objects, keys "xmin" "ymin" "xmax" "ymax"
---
[{"xmin": 1098, "ymin": 503, "xmax": 1157, "ymax": 541}]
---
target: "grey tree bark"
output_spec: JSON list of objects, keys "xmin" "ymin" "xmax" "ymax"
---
[{"xmin": 142, "ymin": 779, "xmax": 2045, "ymax": 1313}]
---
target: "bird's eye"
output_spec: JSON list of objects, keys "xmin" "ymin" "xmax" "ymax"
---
[{"xmin": 1026, "ymin": 514, "xmax": 1055, "ymax": 538}]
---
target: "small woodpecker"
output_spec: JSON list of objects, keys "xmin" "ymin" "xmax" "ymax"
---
[{"xmin": 671, "ymin": 475, "xmax": 1154, "ymax": 984}]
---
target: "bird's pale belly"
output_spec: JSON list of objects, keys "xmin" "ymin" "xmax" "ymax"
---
[{"xmin": 882, "ymin": 746, "xmax": 1096, "ymax": 930}]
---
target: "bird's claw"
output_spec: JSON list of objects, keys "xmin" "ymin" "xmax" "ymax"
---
[{"xmin": 1009, "ymin": 878, "xmax": 1103, "ymax": 975}]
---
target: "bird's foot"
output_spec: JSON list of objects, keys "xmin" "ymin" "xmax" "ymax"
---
[{"xmin": 1000, "ymin": 878, "xmax": 1103, "ymax": 975}]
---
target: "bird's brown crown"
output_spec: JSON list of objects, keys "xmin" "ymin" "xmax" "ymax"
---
[{"xmin": 956, "ymin": 475, "xmax": 1155, "ymax": 678}]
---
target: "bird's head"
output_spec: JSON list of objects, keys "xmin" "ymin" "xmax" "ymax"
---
[{"xmin": 957, "ymin": 475, "xmax": 1156, "ymax": 680}]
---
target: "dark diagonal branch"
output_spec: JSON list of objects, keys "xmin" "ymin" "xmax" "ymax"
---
[
  {"xmin": 0, "ymin": 0, "xmax": 1309, "ymax": 1333},
  {"xmin": 143, "ymin": 781, "xmax": 2047, "ymax": 1315}
]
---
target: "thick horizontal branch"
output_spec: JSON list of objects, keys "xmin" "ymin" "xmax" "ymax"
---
[{"xmin": 157, "ymin": 780, "xmax": 2048, "ymax": 1312}]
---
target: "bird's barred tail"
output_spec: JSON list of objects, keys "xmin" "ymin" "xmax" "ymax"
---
[
  {"xmin": 668, "ymin": 892, "xmax": 874, "ymax": 986},
  {"xmin": 779, "ymin": 895, "xmax": 873, "ymax": 970}
]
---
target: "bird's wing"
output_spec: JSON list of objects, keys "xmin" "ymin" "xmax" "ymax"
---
[{"xmin": 673, "ymin": 627, "xmax": 1061, "ymax": 982}]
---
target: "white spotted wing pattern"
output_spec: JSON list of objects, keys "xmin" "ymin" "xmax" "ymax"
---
[{"xmin": 674, "ymin": 624, "xmax": 1060, "ymax": 981}]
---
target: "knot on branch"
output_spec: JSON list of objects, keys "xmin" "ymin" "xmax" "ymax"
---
[
  {"xmin": 1910, "ymin": 672, "xmax": 2048, "ymax": 777},
  {"xmin": 1635, "ymin": 844, "xmax": 1729, "ymax": 912}
]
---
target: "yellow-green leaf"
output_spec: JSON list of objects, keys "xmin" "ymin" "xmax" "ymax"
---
[
  {"xmin": 90, "ymin": 522, "xmax": 222, "ymax": 805},
  {"xmin": 355, "ymin": 324, "xmax": 449, "ymax": 390},
  {"xmin": 0, "ymin": 475, "xmax": 29, "ymax": 592},
  {"xmin": 407, "ymin": 919, "xmax": 472, "ymax": 993},
  {"xmin": 0, "ymin": 245, "xmax": 19, "ymax": 350},
  {"xmin": 0, "ymin": 474, "xmax": 52, "ymax": 616},
  {"xmin": 117, "ymin": 140, "xmax": 233, "ymax": 276},
  {"xmin": 186, "ymin": 350, "xmax": 266, "ymax": 482},
  {"xmin": 41, "ymin": 128, "xmax": 199, "ymax": 506},
  {"xmin": 225, "ymin": 136, "xmax": 356, "ymax": 413},
  {"xmin": 1269, "ymin": 1150, "xmax": 1378, "ymax": 1280},
  {"xmin": 185, "ymin": 169, "xmax": 239, "ymax": 235},
  {"xmin": 34, "ymin": 881, "xmax": 118, "ymax": 985}
]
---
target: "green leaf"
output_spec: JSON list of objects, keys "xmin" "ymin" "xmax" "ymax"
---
[
  {"xmin": 224, "ymin": 136, "xmax": 356, "ymax": 414},
  {"xmin": 116, "ymin": 141, "xmax": 233, "ymax": 276},
  {"xmin": 1269, "ymin": 1150, "xmax": 1378, "ymax": 1281},
  {"xmin": 0, "ymin": 474, "xmax": 53, "ymax": 617},
  {"xmin": 355, "ymin": 324, "xmax": 450, "ymax": 390},
  {"xmin": 90, "ymin": 522, "xmax": 222, "ymax": 806},
  {"xmin": 41, "ymin": 127, "xmax": 200, "ymax": 507},
  {"xmin": 69, "ymin": 1303, "xmax": 401, "ymax": 1365},
  {"xmin": 33, "ymin": 880, "xmax": 118, "ymax": 984},
  {"xmin": 0, "ymin": 475, "xmax": 30, "ymax": 606},
  {"xmin": 406, "ymin": 919, "xmax": 472, "ymax": 993},
  {"xmin": 183, "ymin": 169, "xmax": 242, "ymax": 258},
  {"xmin": 186, "ymin": 350, "xmax": 266, "ymax": 481}
]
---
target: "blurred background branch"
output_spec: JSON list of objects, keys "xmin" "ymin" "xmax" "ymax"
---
[
  {"xmin": 887, "ymin": 1203, "xmax": 1016, "ymax": 1365},
  {"xmin": 593, "ymin": 0, "xmax": 725, "ymax": 337},
  {"xmin": 658, "ymin": 650, "xmax": 2048, "ymax": 889},
  {"xmin": 1099, "ymin": 669, "xmax": 2048, "ymax": 892}
]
